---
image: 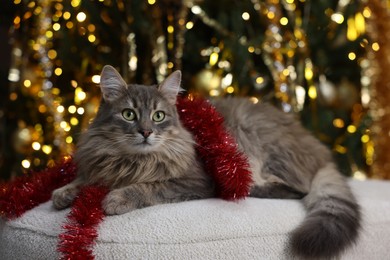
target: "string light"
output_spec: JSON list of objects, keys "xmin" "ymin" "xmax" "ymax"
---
[
  {"xmin": 347, "ymin": 125, "xmax": 357, "ymax": 133},
  {"xmin": 209, "ymin": 89, "xmax": 220, "ymax": 96},
  {"xmin": 54, "ymin": 67, "xmax": 62, "ymax": 76},
  {"xmin": 71, "ymin": 80, "xmax": 78, "ymax": 88},
  {"xmin": 66, "ymin": 21, "xmax": 74, "ymax": 29},
  {"xmin": 24, "ymin": 80, "xmax": 32, "ymax": 88},
  {"xmin": 42, "ymin": 145, "xmax": 53, "ymax": 154},
  {"xmin": 355, "ymin": 13, "xmax": 365, "ymax": 34},
  {"xmin": 295, "ymin": 85, "xmax": 306, "ymax": 110},
  {"xmin": 63, "ymin": 11, "xmax": 71, "ymax": 20},
  {"xmin": 66, "ymin": 136, "xmax": 73, "ymax": 144},
  {"xmin": 221, "ymin": 73, "xmax": 233, "ymax": 88},
  {"xmin": 186, "ymin": 21, "xmax": 194, "ymax": 29},
  {"xmin": 361, "ymin": 134, "xmax": 370, "ymax": 143},
  {"xmin": 32, "ymin": 142, "xmax": 41, "ymax": 151},
  {"xmin": 348, "ymin": 52, "xmax": 356, "ymax": 60},
  {"xmin": 266, "ymin": 10, "xmax": 275, "ymax": 19},
  {"xmin": 75, "ymin": 87, "xmax": 86, "ymax": 103},
  {"xmin": 333, "ymin": 118, "xmax": 345, "ymax": 128},
  {"xmin": 209, "ymin": 52, "xmax": 219, "ymax": 66},
  {"xmin": 57, "ymin": 105, "xmax": 65, "ymax": 113},
  {"xmin": 71, "ymin": 0, "xmax": 81, "ymax": 8},
  {"xmin": 248, "ymin": 46, "xmax": 255, "ymax": 53},
  {"xmin": 70, "ymin": 117, "xmax": 79, "ymax": 126},
  {"xmin": 304, "ymin": 67, "xmax": 313, "ymax": 80},
  {"xmin": 191, "ymin": 6, "xmax": 202, "ymax": 15},
  {"xmin": 48, "ymin": 49, "xmax": 57, "ymax": 59},
  {"xmin": 87, "ymin": 24, "xmax": 95, "ymax": 32},
  {"xmin": 91, "ymin": 75, "xmax": 100, "ymax": 84},
  {"xmin": 250, "ymin": 97, "xmax": 259, "ymax": 104},
  {"xmin": 77, "ymin": 107, "xmax": 85, "ymax": 115},
  {"xmin": 242, "ymin": 12, "xmax": 250, "ymax": 20},
  {"xmin": 331, "ymin": 13, "xmax": 344, "ymax": 24},
  {"xmin": 334, "ymin": 145, "xmax": 347, "ymax": 154},
  {"xmin": 362, "ymin": 7, "xmax": 371, "ymax": 18},
  {"xmin": 68, "ymin": 105, "xmax": 77, "ymax": 114},
  {"xmin": 167, "ymin": 62, "xmax": 174, "ymax": 69},
  {"xmin": 76, "ymin": 12, "xmax": 86, "ymax": 22},
  {"xmin": 53, "ymin": 23, "xmax": 61, "ymax": 31},
  {"xmin": 372, "ymin": 42, "xmax": 380, "ymax": 51},
  {"xmin": 21, "ymin": 159, "xmax": 31, "ymax": 169},
  {"xmin": 167, "ymin": 25, "xmax": 174, "ymax": 33},
  {"xmin": 256, "ymin": 77, "xmax": 264, "ymax": 84},
  {"xmin": 308, "ymin": 85, "xmax": 317, "ymax": 99},
  {"xmin": 14, "ymin": 16, "xmax": 21, "ymax": 24},
  {"xmin": 88, "ymin": 34, "xmax": 96, "ymax": 43},
  {"xmin": 280, "ymin": 17, "xmax": 288, "ymax": 25},
  {"xmin": 8, "ymin": 68, "xmax": 20, "ymax": 82},
  {"xmin": 226, "ymin": 86, "xmax": 235, "ymax": 94}
]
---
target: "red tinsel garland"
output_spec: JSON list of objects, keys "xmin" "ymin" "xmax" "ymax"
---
[
  {"xmin": 58, "ymin": 186, "xmax": 108, "ymax": 260},
  {"xmin": 0, "ymin": 96, "xmax": 253, "ymax": 259},
  {"xmin": 0, "ymin": 159, "xmax": 76, "ymax": 220},
  {"xmin": 177, "ymin": 96, "xmax": 252, "ymax": 200}
]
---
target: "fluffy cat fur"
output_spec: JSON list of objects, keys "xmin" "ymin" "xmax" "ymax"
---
[{"xmin": 52, "ymin": 65, "xmax": 360, "ymax": 259}]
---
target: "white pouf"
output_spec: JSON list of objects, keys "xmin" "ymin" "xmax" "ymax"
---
[{"xmin": 1, "ymin": 179, "xmax": 390, "ymax": 260}]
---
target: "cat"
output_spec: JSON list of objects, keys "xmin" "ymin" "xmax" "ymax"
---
[{"xmin": 52, "ymin": 65, "xmax": 360, "ymax": 259}]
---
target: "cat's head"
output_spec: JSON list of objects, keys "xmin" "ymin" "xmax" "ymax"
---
[{"xmin": 89, "ymin": 65, "xmax": 186, "ymax": 155}]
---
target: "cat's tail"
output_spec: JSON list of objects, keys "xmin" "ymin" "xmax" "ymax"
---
[{"xmin": 290, "ymin": 163, "xmax": 361, "ymax": 259}]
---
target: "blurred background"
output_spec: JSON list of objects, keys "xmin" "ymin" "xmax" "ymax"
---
[{"xmin": 0, "ymin": 0, "xmax": 389, "ymax": 180}]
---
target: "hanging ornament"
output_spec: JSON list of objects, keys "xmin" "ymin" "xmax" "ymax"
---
[
  {"xmin": 193, "ymin": 68, "xmax": 222, "ymax": 96},
  {"xmin": 12, "ymin": 124, "xmax": 33, "ymax": 154},
  {"xmin": 318, "ymin": 76, "xmax": 359, "ymax": 109},
  {"xmin": 318, "ymin": 74, "xmax": 338, "ymax": 106},
  {"xmin": 337, "ymin": 78, "xmax": 360, "ymax": 110}
]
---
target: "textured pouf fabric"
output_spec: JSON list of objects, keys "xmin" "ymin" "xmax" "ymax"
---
[{"xmin": 1, "ymin": 179, "xmax": 390, "ymax": 260}]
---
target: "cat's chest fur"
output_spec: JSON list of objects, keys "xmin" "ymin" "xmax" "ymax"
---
[
  {"xmin": 113, "ymin": 155, "xmax": 173, "ymax": 186},
  {"xmin": 87, "ymin": 153, "xmax": 195, "ymax": 188}
]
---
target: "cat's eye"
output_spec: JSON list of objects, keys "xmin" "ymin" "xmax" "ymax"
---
[
  {"xmin": 122, "ymin": 109, "xmax": 136, "ymax": 121},
  {"xmin": 152, "ymin": 111, "xmax": 165, "ymax": 122}
]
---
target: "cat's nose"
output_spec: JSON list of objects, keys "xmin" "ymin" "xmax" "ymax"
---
[{"xmin": 139, "ymin": 130, "xmax": 153, "ymax": 138}]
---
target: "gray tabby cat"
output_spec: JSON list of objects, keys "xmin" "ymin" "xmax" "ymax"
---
[{"xmin": 52, "ymin": 65, "xmax": 360, "ymax": 259}]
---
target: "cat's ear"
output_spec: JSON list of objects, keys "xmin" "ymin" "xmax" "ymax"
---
[
  {"xmin": 158, "ymin": 70, "xmax": 182, "ymax": 105},
  {"xmin": 100, "ymin": 65, "xmax": 127, "ymax": 102}
]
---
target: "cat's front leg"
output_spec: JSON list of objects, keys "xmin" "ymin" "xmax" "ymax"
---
[
  {"xmin": 103, "ymin": 187, "xmax": 143, "ymax": 215},
  {"xmin": 52, "ymin": 179, "xmax": 82, "ymax": 209},
  {"xmin": 103, "ymin": 179, "xmax": 214, "ymax": 215},
  {"xmin": 103, "ymin": 184, "xmax": 158, "ymax": 215}
]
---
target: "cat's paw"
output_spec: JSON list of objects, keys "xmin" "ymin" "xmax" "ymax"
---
[
  {"xmin": 52, "ymin": 184, "xmax": 79, "ymax": 209},
  {"xmin": 103, "ymin": 190, "xmax": 135, "ymax": 215}
]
